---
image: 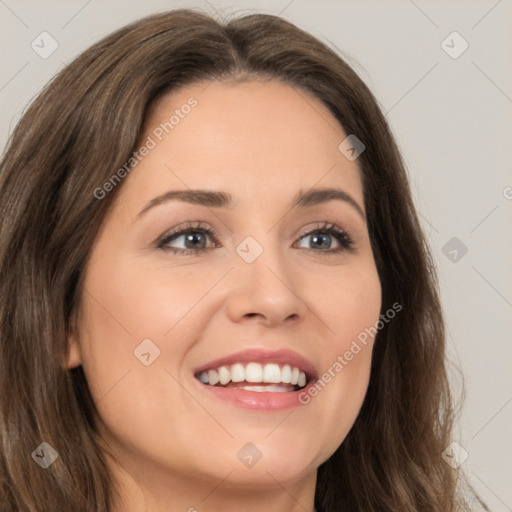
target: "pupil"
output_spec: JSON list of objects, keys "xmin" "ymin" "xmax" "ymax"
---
[
  {"xmin": 185, "ymin": 232, "xmax": 204, "ymax": 249},
  {"xmin": 312, "ymin": 234, "xmax": 330, "ymax": 249}
]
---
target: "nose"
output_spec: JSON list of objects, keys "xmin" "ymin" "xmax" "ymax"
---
[{"xmin": 223, "ymin": 241, "xmax": 308, "ymax": 328}]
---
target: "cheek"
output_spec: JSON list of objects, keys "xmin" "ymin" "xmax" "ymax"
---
[
  {"xmin": 313, "ymin": 260, "xmax": 382, "ymax": 351},
  {"xmin": 75, "ymin": 252, "xmax": 221, "ymax": 422},
  {"xmin": 298, "ymin": 261, "xmax": 381, "ymax": 452},
  {"xmin": 83, "ymin": 253, "xmax": 206, "ymax": 337},
  {"xmin": 75, "ymin": 265, "xmax": 201, "ymax": 456},
  {"xmin": 77, "ymin": 249, "xmax": 213, "ymax": 371}
]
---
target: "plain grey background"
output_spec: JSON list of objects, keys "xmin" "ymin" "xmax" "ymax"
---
[{"xmin": 1, "ymin": 0, "xmax": 511, "ymax": 510}]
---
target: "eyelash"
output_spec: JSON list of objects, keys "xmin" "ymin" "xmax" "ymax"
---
[{"xmin": 156, "ymin": 221, "xmax": 355, "ymax": 256}]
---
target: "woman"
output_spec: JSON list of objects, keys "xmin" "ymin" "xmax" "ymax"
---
[{"xmin": 0, "ymin": 8, "xmax": 486, "ymax": 511}]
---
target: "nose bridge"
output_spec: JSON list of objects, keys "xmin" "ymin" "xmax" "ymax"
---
[
  {"xmin": 235, "ymin": 226, "xmax": 289, "ymax": 284},
  {"xmin": 224, "ymin": 228, "xmax": 306, "ymax": 325}
]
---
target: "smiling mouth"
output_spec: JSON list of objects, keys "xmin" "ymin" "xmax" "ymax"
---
[{"xmin": 195, "ymin": 362, "xmax": 308, "ymax": 392}]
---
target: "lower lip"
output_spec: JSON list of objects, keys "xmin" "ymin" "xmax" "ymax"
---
[{"xmin": 194, "ymin": 379, "xmax": 315, "ymax": 410}]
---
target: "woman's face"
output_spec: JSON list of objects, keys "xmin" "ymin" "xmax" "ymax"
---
[{"xmin": 68, "ymin": 80, "xmax": 381, "ymax": 498}]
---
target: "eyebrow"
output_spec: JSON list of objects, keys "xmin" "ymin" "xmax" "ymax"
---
[{"xmin": 136, "ymin": 187, "xmax": 365, "ymax": 220}]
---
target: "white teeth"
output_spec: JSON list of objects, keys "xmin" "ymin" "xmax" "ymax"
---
[
  {"xmin": 197, "ymin": 362, "xmax": 309, "ymax": 390},
  {"xmin": 218, "ymin": 366, "xmax": 230, "ymax": 385},
  {"xmin": 263, "ymin": 363, "xmax": 281, "ymax": 383},
  {"xmin": 231, "ymin": 363, "xmax": 245, "ymax": 382},
  {"xmin": 281, "ymin": 364, "xmax": 292, "ymax": 383},
  {"xmin": 208, "ymin": 369, "xmax": 219, "ymax": 385},
  {"xmin": 236, "ymin": 384, "xmax": 291, "ymax": 393},
  {"xmin": 290, "ymin": 367, "xmax": 299, "ymax": 385},
  {"xmin": 245, "ymin": 362, "xmax": 263, "ymax": 382}
]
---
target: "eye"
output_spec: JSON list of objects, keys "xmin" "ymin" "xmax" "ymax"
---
[
  {"xmin": 157, "ymin": 222, "xmax": 218, "ymax": 255},
  {"xmin": 295, "ymin": 223, "xmax": 354, "ymax": 254},
  {"xmin": 156, "ymin": 221, "xmax": 354, "ymax": 255}
]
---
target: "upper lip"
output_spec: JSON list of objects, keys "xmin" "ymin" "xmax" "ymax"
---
[{"xmin": 194, "ymin": 348, "xmax": 318, "ymax": 382}]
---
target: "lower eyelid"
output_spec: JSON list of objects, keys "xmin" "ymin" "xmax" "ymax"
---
[{"xmin": 157, "ymin": 222, "xmax": 356, "ymax": 253}]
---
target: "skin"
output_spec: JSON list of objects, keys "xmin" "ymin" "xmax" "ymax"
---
[{"xmin": 67, "ymin": 79, "xmax": 382, "ymax": 512}]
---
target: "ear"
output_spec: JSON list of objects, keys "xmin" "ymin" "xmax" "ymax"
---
[
  {"xmin": 66, "ymin": 313, "xmax": 83, "ymax": 369},
  {"xmin": 67, "ymin": 335, "xmax": 83, "ymax": 369}
]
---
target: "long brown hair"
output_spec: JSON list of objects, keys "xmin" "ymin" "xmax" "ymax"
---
[{"xmin": 0, "ymin": 9, "xmax": 484, "ymax": 511}]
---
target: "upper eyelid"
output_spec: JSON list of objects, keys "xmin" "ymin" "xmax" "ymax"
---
[{"xmin": 159, "ymin": 221, "xmax": 349, "ymax": 238}]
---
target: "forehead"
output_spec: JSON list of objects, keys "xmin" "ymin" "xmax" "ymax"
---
[{"xmin": 119, "ymin": 79, "xmax": 363, "ymax": 211}]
